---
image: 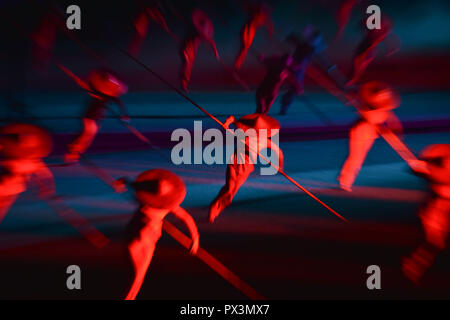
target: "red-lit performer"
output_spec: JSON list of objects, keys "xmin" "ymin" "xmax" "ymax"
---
[
  {"xmin": 347, "ymin": 16, "xmax": 399, "ymax": 86},
  {"xmin": 64, "ymin": 69, "xmax": 129, "ymax": 163},
  {"xmin": 119, "ymin": 169, "xmax": 199, "ymax": 300},
  {"xmin": 279, "ymin": 28, "xmax": 325, "ymax": 115},
  {"xmin": 402, "ymin": 144, "xmax": 450, "ymax": 284},
  {"xmin": 179, "ymin": 8, "xmax": 220, "ymax": 92},
  {"xmin": 0, "ymin": 124, "xmax": 55, "ymax": 224},
  {"xmin": 334, "ymin": 0, "xmax": 360, "ymax": 41},
  {"xmin": 209, "ymin": 114, "xmax": 284, "ymax": 223},
  {"xmin": 129, "ymin": 1, "xmax": 177, "ymax": 57},
  {"xmin": 255, "ymin": 54, "xmax": 294, "ymax": 114},
  {"xmin": 234, "ymin": 1, "xmax": 273, "ymax": 70},
  {"xmin": 338, "ymin": 81, "xmax": 403, "ymax": 191}
]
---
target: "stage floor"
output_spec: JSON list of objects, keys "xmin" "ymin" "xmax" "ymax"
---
[{"xmin": 1, "ymin": 91, "xmax": 450, "ymax": 299}]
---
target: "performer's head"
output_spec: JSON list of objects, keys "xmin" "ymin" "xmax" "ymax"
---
[
  {"xmin": 302, "ymin": 25, "xmax": 323, "ymax": 47},
  {"xmin": 287, "ymin": 26, "xmax": 325, "ymax": 56},
  {"xmin": 419, "ymin": 144, "xmax": 450, "ymax": 167},
  {"xmin": 192, "ymin": 9, "xmax": 211, "ymax": 28},
  {"xmin": 89, "ymin": 69, "xmax": 128, "ymax": 98},
  {"xmin": 131, "ymin": 169, "xmax": 187, "ymax": 211},
  {"xmin": 359, "ymin": 81, "xmax": 400, "ymax": 110},
  {"xmin": 418, "ymin": 144, "xmax": 450, "ymax": 184},
  {"xmin": 0, "ymin": 123, "xmax": 53, "ymax": 160}
]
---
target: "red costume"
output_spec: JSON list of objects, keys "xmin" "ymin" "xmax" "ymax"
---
[
  {"xmin": 209, "ymin": 114, "xmax": 283, "ymax": 223},
  {"xmin": 0, "ymin": 124, "xmax": 55, "ymax": 224},
  {"xmin": 123, "ymin": 169, "xmax": 199, "ymax": 300},
  {"xmin": 256, "ymin": 54, "xmax": 294, "ymax": 114},
  {"xmin": 403, "ymin": 144, "xmax": 450, "ymax": 284},
  {"xmin": 339, "ymin": 82, "xmax": 402, "ymax": 191},
  {"xmin": 180, "ymin": 9, "xmax": 220, "ymax": 92},
  {"xmin": 65, "ymin": 69, "xmax": 129, "ymax": 163},
  {"xmin": 234, "ymin": 2, "xmax": 273, "ymax": 70}
]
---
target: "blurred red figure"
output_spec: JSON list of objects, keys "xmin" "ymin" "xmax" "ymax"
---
[
  {"xmin": 403, "ymin": 144, "xmax": 450, "ymax": 284},
  {"xmin": 256, "ymin": 54, "xmax": 294, "ymax": 114},
  {"xmin": 129, "ymin": 1, "xmax": 176, "ymax": 57},
  {"xmin": 234, "ymin": 2, "xmax": 273, "ymax": 70},
  {"xmin": 123, "ymin": 169, "xmax": 199, "ymax": 300},
  {"xmin": 338, "ymin": 82, "xmax": 402, "ymax": 191},
  {"xmin": 347, "ymin": 17, "xmax": 398, "ymax": 86},
  {"xmin": 0, "ymin": 124, "xmax": 55, "ymax": 224},
  {"xmin": 334, "ymin": 0, "xmax": 360, "ymax": 40},
  {"xmin": 65, "ymin": 69, "xmax": 129, "ymax": 163},
  {"xmin": 209, "ymin": 114, "xmax": 284, "ymax": 223},
  {"xmin": 179, "ymin": 9, "xmax": 220, "ymax": 92}
]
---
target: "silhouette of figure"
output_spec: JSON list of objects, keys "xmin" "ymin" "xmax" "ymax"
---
[
  {"xmin": 209, "ymin": 114, "xmax": 284, "ymax": 223},
  {"xmin": 179, "ymin": 9, "xmax": 220, "ymax": 92},
  {"xmin": 255, "ymin": 54, "xmax": 294, "ymax": 114},
  {"xmin": 234, "ymin": 1, "xmax": 273, "ymax": 70},
  {"xmin": 0, "ymin": 124, "xmax": 55, "ymax": 224},
  {"xmin": 122, "ymin": 169, "xmax": 199, "ymax": 300},
  {"xmin": 347, "ymin": 16, "xmax": 398, "ymax": 86},
  {"xmin": 403, "ymin": 144, "xmax": 450, "ymax": 284},
  {"xmin": 338, "ymin": 81, "xmax": 403, "ymax": 191},
  {"xmin": 279, "ymin": 28, "xmax": 325, "ymax": 115},
  {"xmin": 129, "ymin": 1, "xmax": 176, "ymax": 57},
  {"xmin": 65, "ymin": 69, "xmax": 129, "ymax": 163}
]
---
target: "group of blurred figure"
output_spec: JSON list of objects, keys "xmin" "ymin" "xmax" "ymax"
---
[{"xmin": 1, "ymin": 0, "xmax": 449, "ymax": 298}]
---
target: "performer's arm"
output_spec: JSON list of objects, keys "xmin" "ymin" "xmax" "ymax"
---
[
  {"xmin": 385, "ymin": 112, "xmax": 403, "ymax": 136},
  {"xmin": 223, "ymin": 116, "xmax": 235, "ymax": 129},
  {"xmin": 335, "ymin": 0, "xmax": 359, "ymax": 39},
  {"xmin": 409, "ymin": 160, "xmax": 430, "ymax": 177},
  {"xmin": 148, "ymin": 7, "xmax": 171, "ymax": 35},
  {"xmin": 171, "ymin": 206, "xmax": 200, "ymax": 255},
  {"xmin": 207, "ymin": 38, "xmax": 220, "ymax": 60},
  {"xmin": 56, "ymin": 63, "xmax": 91, "ymax": 92}
]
